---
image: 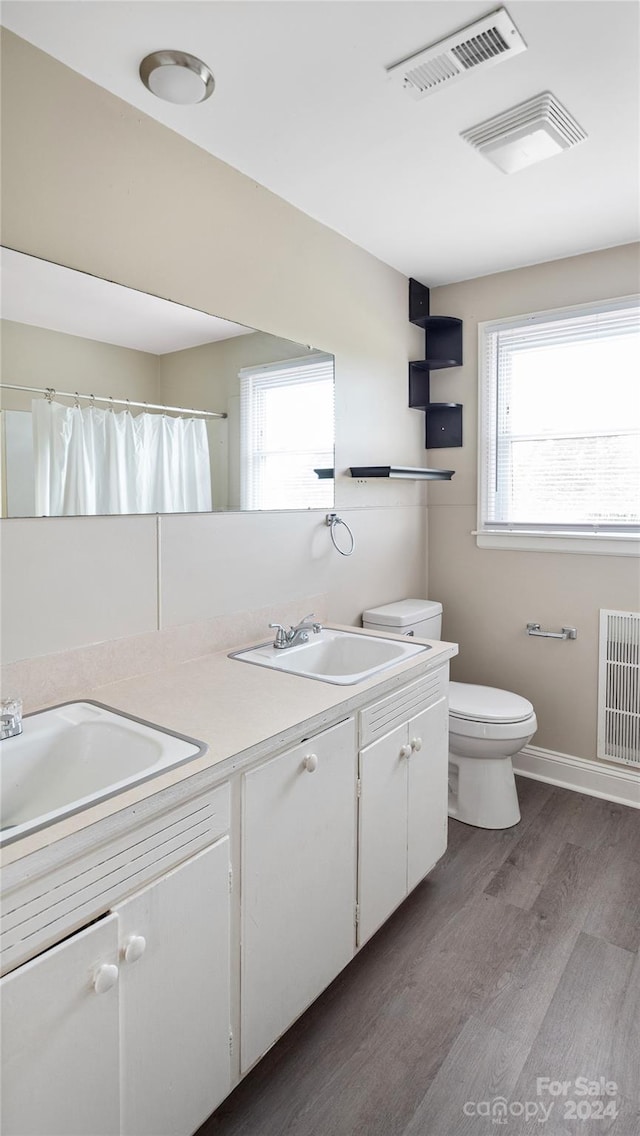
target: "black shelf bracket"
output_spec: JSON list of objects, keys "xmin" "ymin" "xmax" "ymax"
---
[{"xmin": 409, "ymin": 278, "xmax": 463, "ymax": 449}]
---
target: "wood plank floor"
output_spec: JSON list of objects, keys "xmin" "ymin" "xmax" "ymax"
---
[{"xmin": 198, "ymin": 779, "xmax": 640, "ymax": 1136}]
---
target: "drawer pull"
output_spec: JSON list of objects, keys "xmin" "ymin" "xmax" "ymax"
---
[
  {"xmin": 411, "ymin": 737, "xmax": 423, "ymax": 752},
  {"xmin": 123, "ymin": 935, "xmax": 147, "ymax": 964},
  {"xmin": 399, "ymin": 744, "xmax": 412, "ymax": 759},
  {"xmin": 94, "ymin": 963, "xmax": 119, "ymax": 994},
  {"xmin": 303, "ymin": 753, "xmax": 319, "ymax": 773}
]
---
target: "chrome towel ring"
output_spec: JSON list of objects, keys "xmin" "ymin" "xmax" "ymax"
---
[{"xmin": 326, "ymin": 513, "xmax": 355, "ymax": 557}]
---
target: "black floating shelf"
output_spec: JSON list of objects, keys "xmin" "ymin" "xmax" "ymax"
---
[
  {"xmin": 426, "ymin": 405, "xmax": 463, "ymax": 449},
  {"xmin": 409, "ymin": 358, "xmax": 461, "ymax": 372},
  {"xmin": 408, "ymin": 279, "xmax": 463, "ymax": 450},
  {"xmin": 409, "ymin": 277, "xmax": 431, "ymax": 326},
  {"xmin": 313, "ymin": 468, "xmax": 334, "ymax": 479},
  {"xmin": 350, "ymin": 466, "xmax": 454, "ymax": 481}
]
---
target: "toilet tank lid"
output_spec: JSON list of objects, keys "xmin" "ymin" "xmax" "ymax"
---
[
  {"xmin": 362, "ymin": 599, "xmax": 443, "ymax": 627},
  {"xmin": 449, "ymin": 681, "xmax": 534, "ymax": 723}
]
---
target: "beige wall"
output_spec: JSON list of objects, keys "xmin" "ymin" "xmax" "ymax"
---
[
  {"xmin": 0, "ymin": 30, "xmax": 426, "ymax": 667},
  {"xmin": 158, "ymin": 331, "xmax": 309, "ymax": 412},
  {"xmin": 1, "ymin": 320, "xmax": 160, "ymax": 413},
  {"xmin": 429, "ymin": 244, "xmax": 640, "ymax": 762}
]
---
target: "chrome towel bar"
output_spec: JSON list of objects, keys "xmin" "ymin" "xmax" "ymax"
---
[{"xmin": 527, "ymin": 623, "xmax": 577, "ymax": 640}]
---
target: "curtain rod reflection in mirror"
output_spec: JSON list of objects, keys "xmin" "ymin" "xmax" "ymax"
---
[{"xmin": 0, "ymin": 384, "xmax": 227, "ymax": 419}]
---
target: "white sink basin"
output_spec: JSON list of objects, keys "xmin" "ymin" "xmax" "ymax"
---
[
  {"xmin": 0, "ymin": 701, "xmax": 207, "ymax": 846},
  {"xmin": 231, "ymin": 628, "xmax": 429, "ymax": 685}
]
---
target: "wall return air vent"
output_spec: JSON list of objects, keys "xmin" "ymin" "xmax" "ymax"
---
[
  {"xmin": 386, "ymin": 7, "xmax": 527, "ymax": 98},
  {"xmin": 598, "ymin": 610, "xmax": 640, "ymax": 768},
  {"xmin": 461, "ymin": 91, "xmax": 587, "ymax": 173}
]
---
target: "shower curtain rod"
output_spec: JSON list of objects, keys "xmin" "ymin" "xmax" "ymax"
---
[{"xmin": 0, "ymin": 383, "xmax": 227, "ymax": 419}]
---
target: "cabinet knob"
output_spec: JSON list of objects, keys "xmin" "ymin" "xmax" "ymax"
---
[
  {"xmin": 399, "ymin": 744, "xmax": 412, "ymax": 759},
  {"xmin": 93, "ymin": 963, "xmax": 119, "ymax": 994},
  {"xmin": 303, "ymin": 753, "xmax": 319, "ymax": 773},
  {"xmin": 411, "ymin": 737, "xmax": 423, "ymax": 752},
  {"xmin": 123, "ymin": 935, "xmax": 147, "ymax": 964}
]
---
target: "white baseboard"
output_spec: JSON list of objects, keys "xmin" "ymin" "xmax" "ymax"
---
[{"xmin": 514, "ymin": 745, "xmax": 640, "ymax": 809}]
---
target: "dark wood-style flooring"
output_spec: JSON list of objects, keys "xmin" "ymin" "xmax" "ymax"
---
[{"xmin": 199, "ymin": 779, "xmax": 640, "ymax": 1136}]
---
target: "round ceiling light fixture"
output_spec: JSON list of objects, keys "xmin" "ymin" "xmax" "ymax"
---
[{"xmin": 139, "ymin": 50, "xmax": 215, "ymax": 105}]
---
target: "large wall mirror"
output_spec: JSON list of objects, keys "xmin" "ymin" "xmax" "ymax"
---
[{"xmin": 0, "ymin": 248, "xmax": 335, "ymax": 517}]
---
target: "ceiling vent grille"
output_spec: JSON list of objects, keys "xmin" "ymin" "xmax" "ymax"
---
[
  {"xmin": 386, "ymin": 7, "xmax": 527, "ymax": 99},
  {"xmin": 452, "ymin": 27, "xmax": 509, "ymax": 69},
  {"xmin": 461, "ymin": 92, "xmax": 587, "ymax": 173}
]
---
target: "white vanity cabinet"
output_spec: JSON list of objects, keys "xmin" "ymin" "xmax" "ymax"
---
[
  {"xmin": 0, "ymin": 913, "xmax": 121, "ymax": 1136},
  {"xmin": 118, "ymin": 837, "xmax": 232, "ymax": 1136},
  {"xmin": 0, "ymin": 838, "xmax": 232, "ymax": 1136},
  {"xmin": 357, "ymin": 669, "xmax": 448, "ymax": 946},
  {"xmin": 241, "ymin": 717, "xmax": 357, "ymax": 1072},
  {"xmin": 1, "ymin": 648, "xmax": 454, "ymax": 1136}
]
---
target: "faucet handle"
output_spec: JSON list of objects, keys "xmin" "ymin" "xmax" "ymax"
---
[
  {"xmin": 296, "ymin": 613, "xmax": 322, "ymax": 632},
  {"xmin": 268, "ymin": 622, "xmax": 288, "ymax": 649}
]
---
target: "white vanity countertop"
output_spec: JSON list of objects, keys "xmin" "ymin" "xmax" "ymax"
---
[{"xmin": 1, "ymin": 627, "xmax": 457, "ymax": 866}]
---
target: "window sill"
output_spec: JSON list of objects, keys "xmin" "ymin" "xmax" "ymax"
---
[{"xmin": 474, "ymin": 530, "xmax": 640, "ymax": 556}]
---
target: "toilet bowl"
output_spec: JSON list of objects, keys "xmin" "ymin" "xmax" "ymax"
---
[
  {"xmin": 362, "ymin": 599, "xmax": 538, "ymax": 830},
  {"xmin": 448, "ymin": 681, "xmax": 537, "ymax": 829}
]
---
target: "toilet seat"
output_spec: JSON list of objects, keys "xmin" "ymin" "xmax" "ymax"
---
[
  {"xmin": 449, "ymin": 710, "xmax": 537, "ymax": 743},
  {"xmin": 449, "ymin": 681, "xmax": 534, "ymax": 725}
]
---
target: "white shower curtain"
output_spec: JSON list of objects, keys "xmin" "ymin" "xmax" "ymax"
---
[{"xmin": 32, "ymin": 400, "xmax": 212, "ymax": 516}]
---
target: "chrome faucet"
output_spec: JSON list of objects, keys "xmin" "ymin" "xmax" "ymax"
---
[
  {"xmin": 0, "ymin": 697, "xmax": 23, "ymax": 741},
  {"xmin": 269, "ymin": 614, "xmax": 323, "ymax": 649}
]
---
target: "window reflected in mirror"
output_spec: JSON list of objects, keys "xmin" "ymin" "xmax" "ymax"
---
[{"xmin": 240, "ymin": 355, "xmax": 334, "ymax": 510}]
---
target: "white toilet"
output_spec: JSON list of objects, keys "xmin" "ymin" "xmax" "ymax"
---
[{"xmin": 362, "ymin": 599, "xmax": 537, "ymax": 830}]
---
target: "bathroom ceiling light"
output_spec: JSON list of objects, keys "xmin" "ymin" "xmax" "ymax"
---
[{"xmin": 139, "ymin": 50, "xmax": 215, "ymax": 105}]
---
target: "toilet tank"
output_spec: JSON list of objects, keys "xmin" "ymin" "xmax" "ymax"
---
[{"xmin": 362, "ymin": 599, "xmax": 443, "ymax": 639}]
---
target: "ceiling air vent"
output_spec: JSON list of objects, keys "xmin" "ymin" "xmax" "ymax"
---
[
  {"xmin": 386, "ymin": 7, "xmax": 527, "ymax": 99},
  {"xmin": 461, "ymin": 92, "xmax": 587, "ymax": 173}
]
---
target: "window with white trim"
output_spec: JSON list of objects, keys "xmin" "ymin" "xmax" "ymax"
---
[
  {"xmin": 478, "ymin": 296, "xmax": 640, "ymax": 553},
  {"xmin": 240, "ymin": 354, "xmax": 334, "ymax": 510}
]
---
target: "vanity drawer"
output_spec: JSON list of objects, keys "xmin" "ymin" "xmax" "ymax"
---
[
  {"xmin": 359, "ymin": 667, "xmax": 447, "ymax": 748},
  {"xmin": 1, "ymin": 779, "xmax": 230, "ymax": 977}
]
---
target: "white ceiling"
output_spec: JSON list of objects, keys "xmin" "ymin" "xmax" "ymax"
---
[
  {"xmin": 1, "ymin": 248, "xmax": 252, "ymax": 353},
  {"xmin": 2, "ymin": 1, "xmax": 639, "ymax": 285}
]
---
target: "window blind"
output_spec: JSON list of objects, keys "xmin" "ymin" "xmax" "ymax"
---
[
  {"xmin": 479, "ymin": 297, "xmax": 640, "ymax": 535},
  {"xmin": 240, "ymin": 355, "xmax": 334, "ymax": 510}
]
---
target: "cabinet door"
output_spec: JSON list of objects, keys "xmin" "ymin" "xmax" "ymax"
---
[
  {"xmin": 407, "ymin": 696, "xmax": 448, "ymax": 892},
  {"xmin": 358, "ymin": 722, "xmax": 409, "ymax": 947},
  {"xmin": 241, "ymin": 718, "xmax": 357, "ymax": 1072},
  {"xmin": 1, "ymin": 914, "xmax": 120, "ymax": 1136},
  {"xmin": 118, "ymin": 838, "xmax": 231, "ymax": 1136}
]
